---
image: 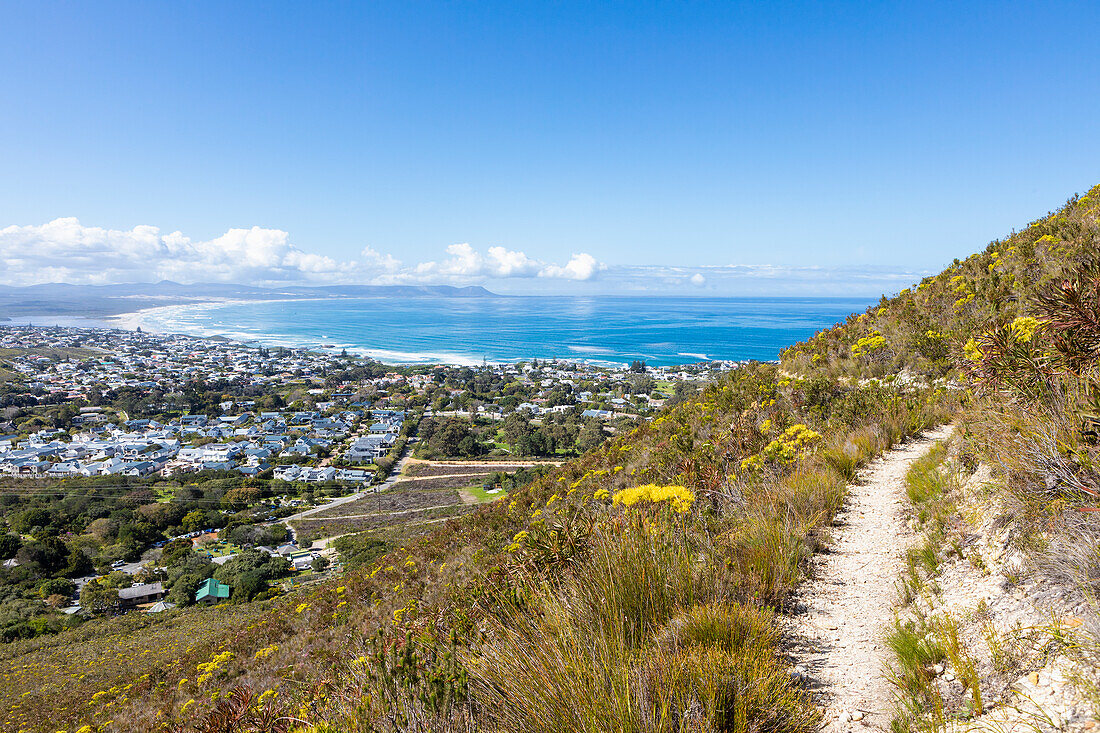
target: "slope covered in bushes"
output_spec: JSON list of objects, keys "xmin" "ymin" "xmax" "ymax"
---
[
  {"xmin": 8, "ymin": 185, "xmax": 1100, "ymax": 732},
  {"xmin": 782, "ymin": 183, "xmax": 1100, "ymax": 382},
  {"xmin": 3, "ymin": 365, "xmax": 953, "ymax": 732}
]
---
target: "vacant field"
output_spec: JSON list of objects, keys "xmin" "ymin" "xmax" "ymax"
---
[
  {"xmin": 391, "ymin": 475, "xmax": 491, "ymax": 492},
  {"xmin": 292, "ymin": 503, "xmax": 475, "ymax": 543},
  {"xmin": 307, "ymin": 486, "xmax": 463, "ymax": 518}
]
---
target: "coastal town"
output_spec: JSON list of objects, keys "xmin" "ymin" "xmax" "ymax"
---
[{"xmin": 0, "ymin": 324, "xmax": 729, "ymax": 637}]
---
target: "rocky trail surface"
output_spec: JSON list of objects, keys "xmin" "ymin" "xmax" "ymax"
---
[{"xmin": 787, "ymin": 425, "xmax": 955, "ymax": 731}]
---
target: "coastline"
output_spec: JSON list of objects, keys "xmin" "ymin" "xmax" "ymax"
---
[{"xmin": 3, "ymin": 294, "xmax": 872, "ymax": 369}]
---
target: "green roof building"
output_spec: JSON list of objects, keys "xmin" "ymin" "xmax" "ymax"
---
[{"xmin": 195, "ymin": 577, "xmax": 230, "ymax": 604}]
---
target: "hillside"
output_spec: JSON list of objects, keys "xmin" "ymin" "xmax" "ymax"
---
[{"xmin": 4, "ymin": 186, "xmax": 1100, "ymax": 732}]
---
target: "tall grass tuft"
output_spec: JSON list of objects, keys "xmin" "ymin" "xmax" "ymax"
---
[
  {"xmin": 467, "ymin": 516, "xmax": 819, "ymax": 733},
  {"xmin": 571, "ymin": 514, "xmax": 706, "ymax": 649},
  {"xmin": 635, "ymin": 644, "xmax": 820, "ymax": 733},
  {"xmin": 885, "ymin": 617, "xmax": 947, "ymax": 732}
]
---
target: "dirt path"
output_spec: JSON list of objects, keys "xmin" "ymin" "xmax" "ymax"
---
[{"xmin": 787, "ymin": 424, "xmax": 954, "ymax": 730}]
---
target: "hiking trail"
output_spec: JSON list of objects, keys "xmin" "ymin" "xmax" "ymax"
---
[{"xmin": 787, "ymin": 424, "xmax": 955, "ymax": 730}]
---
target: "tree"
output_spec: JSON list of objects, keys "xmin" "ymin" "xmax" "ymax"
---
[
  {"xmin": 456, "ymin": 434, "xmax": 485, "ymax": 458},
  {"xmin": 80, "ymin": 579, "xmax": 119, "ymax": 613},
  {"xmin": 166, "ymin": 551, "xmax": 216, "ymax": 606},
  {"xmin": 167, "ymin": 573, "xmax": 204, "ymax": 606},
  {"xmin": 0, "ymin": 533, "xmax": 20, "ymax": 560},
  {"xmin": 429, "ymin": 418, "xmax": 475, "ymax": 456},
  {"xmin": 11, "ymin": 507, "xmax": 51, "ymax": 535},
  {"xmin": 516, "ymin": 429, "xmax": 552, "ymax": 457},
  {"xmin": 39, "ymin": 578, "xmax": 75, "ymax": 599},
  {"xmin": 222, "ymin": 486, "xmax": 261, "ymax": 511},
  {"xmin": 213, "ymin": 549, "xmax": 290, "ymax": 602},
  {"xmin": 16, "ymin": 537, "xmax": 70, "ymax": 575},
  {"xmin": 502, "ymin": 413, "xmax": 533, "ymax": 447},
  {"xmin": 137, "ymin": 502, "xmax": 184, "ymax": 529},
  {"xmin": 577, "ymin": 420, "xmax": 606, "ymax": 453},
  {"xmin": 182, "ymin": 510, "xmax": 206, "ymax": 533},
  {"xmin": 159, "ymin": 538, "xmax": 194, "ymax": 567}
]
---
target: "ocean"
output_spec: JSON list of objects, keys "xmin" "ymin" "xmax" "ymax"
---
[{"xmin": 122, "ymin": 295, "xmax": 874, "ymax": 367}]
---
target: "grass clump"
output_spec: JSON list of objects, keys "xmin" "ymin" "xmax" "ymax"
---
[
  {"xmin": 636, "ymin": 645, "xmax": 818, "ymax": 733},
  {"xmin": 885, "ymin": 617, "xmax": 947, "ymax": 732},
  {"xmin": 654, "ymin": 602, "xmax": 779, "ymax": 656},
  {"xmin": 469, "ymin": 516, "xmax": 817, "ymax": 733}
]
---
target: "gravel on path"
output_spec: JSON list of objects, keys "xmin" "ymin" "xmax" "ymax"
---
[{"xmin": 786, "ymin": 424, "xmax": 955, "ymax": 731}]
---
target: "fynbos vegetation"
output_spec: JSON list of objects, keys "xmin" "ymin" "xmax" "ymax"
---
[{"xmin": 7, "ymin": 185, "xmax": 1100, "ymax": 731}]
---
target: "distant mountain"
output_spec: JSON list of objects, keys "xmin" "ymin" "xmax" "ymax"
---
[{"xmin": 0, "ymin": 281, "xmax": 495, "ymax": 319}]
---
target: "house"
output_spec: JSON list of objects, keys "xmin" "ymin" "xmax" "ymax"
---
[
  {"xmin": 195, "ymin": 577, "xmax": 230, "ymax": 604},
  {"xmin": 300, "ymin": 467, "xmax": 337, "ymax": 483},
  {"xmin": 335, "ymin": 468, "xmax": 371, "ymax": 483},
  {"xmin": 117, "ymin": 582, "xmax": 165, "ymax": 607},
  {"xmin": 123, "ymin": 461, "xmax": 156, "ymax": 476},
  {"xmin": 82, "ymin": 457, "xmax": 126, "ymax": 476},
  {"xmin": 46, "ymin": 461, "xmax": 83, "ymax": 477},
  {"xmin": 289, "ymin": 551, "xmax": 319, "ymax": 570},
  {"xmin": 346, "ymin": 434, "xmax": 392, "ymax": 462},
  {"xmin": 177, "ymin": 447, "xmax": 205, "ymax": 464},
  {"xmin": 273, "ymin": 465, "xmax": 303, "ymax": 481},
  {"xmin": 15, "ymin": 460, "xmax": 52, "ymax": 477},
  {"xmin": 581, "ymin": 409, "xmax": 613, "ymax": 420},
  {"xmin": 242, "ymin": 448, "xmax": 273, "ymax": 465}
]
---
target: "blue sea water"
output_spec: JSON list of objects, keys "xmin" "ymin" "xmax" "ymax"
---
[{"xmin": 129, "ymin": 296, "xmax": 874, "ymax": 367}]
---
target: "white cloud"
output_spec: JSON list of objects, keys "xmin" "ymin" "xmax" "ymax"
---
[
  {"xmin": 538, "ymin": 252, "xmax": 602, "ymax": 281},
  {"xmin": 486, "ymin": 246, "xmax": 541, "ymax": 277},
  {"xmin": 412, "ymin": 243, "xmax": 545, "ymax": 279},
  {"xmin": 0, "ymin": 218, "xmax": 604, "ymax": 287},
  {"xmin": 0, "ymin": 217, "xmax": 924, "ymax": 295}
]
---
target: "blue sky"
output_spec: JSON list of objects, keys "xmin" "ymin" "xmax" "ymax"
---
[{"xmin": 1, "ymin": 1, "xmax": 1098, "ymax": 294}]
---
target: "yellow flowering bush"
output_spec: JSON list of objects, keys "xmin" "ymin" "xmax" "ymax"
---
[
  {"xmin": 612, "ymin": 484, "xmax": 694, "ymax": 514},
  {"xmin": 195, "ymin": 651, "xmax": 234, "ymax": 686},
  {"xmin": 1008, "ymin": 316, "xmax": 1041, "ymax": 342},
  {"xmin": 253, "ymin": 644, "xmax": 278, "ymax": 661},
  {"xmin": 504, "ymin": 530, "xmax": 529, "ymax": 553},
  {"xmin": 963, "ymin": 337, "xmax": 983, "ymax": 362},
  {"xmin": 740, "ymin": 424, "xmax": 821, "ymax": 473},
  {"xmin": 851, "ymin": 331, "xmax": 887, "ymax": 358}
]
